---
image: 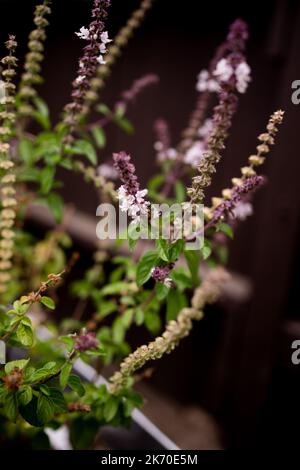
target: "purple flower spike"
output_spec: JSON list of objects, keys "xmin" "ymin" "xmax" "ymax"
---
[
  {"xmin": 113, "ymin": 151, "xmax": 140, "ymax": 195},
  {"xmin": 75, "ymin": 331, "xmax": 99, "ymax": 352}
]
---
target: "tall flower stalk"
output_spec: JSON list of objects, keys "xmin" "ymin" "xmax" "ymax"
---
[
  {"xmin": 0, "ymin": 36, "xmax": 18, "ymax": 295},
  {"xmin": 206, "ymin": 110, "xmax": 285, "ymax": 221},
  {"xmin": 18, "ymin": 1, "xmax": 52, "ymax": 118},
  {"xmin": 87, "ymin": 0, "xmax": 154, "ymax": 116},
  {"xmin": 109, "ymin": 267, "xmax": 229, "ymax": 394},
  {"xmin": 187, "ymin": 20, "xmax": 249, "ymax": 204},
  {"xmin": 162, "ymin": 19, "xmax": 249, "ymax": 196},
  {"xmin": 63, "ymin": 0, "xmax": 111, "ymax": 140}
]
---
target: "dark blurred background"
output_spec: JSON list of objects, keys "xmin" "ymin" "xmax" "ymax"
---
[{"xmin": 2, "ymin": 0, "xmax": 300, "ymax": 449}]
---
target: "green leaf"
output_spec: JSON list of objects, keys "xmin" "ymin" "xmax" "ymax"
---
[
  {"xmin": 40, "ymin": 296, "xmax": 55, "ymax": 310},
  {"xmin": 122, "ymin": 308, "xmax": 134, "ymax": 328},
  {"xmin": 201, "ymin": 239, "xmax": 212, "ymax": 260},
  {"xmin": 104, "ymin": 396, "xmax": 119, "ymax": 422},
  {"xmin": 19, "ymin": 138, "xmax": 34, "ymax": 165},
  {"xmin": 91, "ymin": 126, "xmax": 106, "ymax": 148},
  {"xmin": 97, "ymin": 103, "xmax": 111, "ymax": 115},
  {"xmin": 100, "ymin": 282, "xmax": 134, "ymax": 296},
  {"xmin": 5, "ymin": 359, "xmax": 29, "ymax": 374},
  {"xmin": 184, "ymin": 250, "xmax": 200, "ymax": 286},
  {"xmin": 135, "ymin": 307, "xmax": 144, "ymax": 325},
  {"xmin": 156, "ymin": 239, "xmax": 170, "ymax": 262},
  {"xmin": 171, "ymin": 239, "xmax": 185, "ymax": 261},
  {"xmin": 30, "ymin": 362, "xmax": 58, "ymax": 382},
  {"xmin": 68, "ymin": 375, "xmax": 85, "ymax": 397},
  {"xmin": 17, "ymin": 322, "xmax": 34, "ymax": 347},
  {"xmin": 48, "ymin": 388, "xmax": 67, "ymax": 412},
  {"xmin": 40, "ymin": 166, "xmax": 55, "ymax": 194},
  {"xmin": 60, "ymin": 362, "xmax": 73, "ymax": 389},
  {"xmin": 71, "ymin": 140, "xmax": 97, "ymax": 166},
  {"xmin": 5, "ymin": 394, "xmax": 18, "ymax": 422},
  {"xmin": 37, "ymin": 392, "xmax": 55, "ymax": 424},
  {"xmin": 175, "ymin": 181, "xmax": 186, "ymax": 203},
  {"xmin": 170, "ymin": 270, "xmax": 193, "ymax": 291},
  {"xmin": 32, "ymin": 104, "xmax": 51, "ymax": 130},
  {"xmin": 18, "ymin": 385, "xmax": 33, "ymax": 406},
  {"xmin": 148, "ymin": 174, "xmax": 164, "ymax": 192},
  {"xmin": 216, "ymin": 222, "xmax": 234, "ymax": 239},
  {"xmin": 145, "ymin": 311, "xmax": 161, "ymax": 334},
  {"xmin": 114, "ymin": 116, "xmax": 134, "ymax": 134},
  {"xmin": 166, "ymin": 289, "xmax": 187, "ymax": 322},
  {"xmin": 136, "ymin": 250, "xmax": 158, "ymax": 287},
  {"xmin": 112, "ymin": 317, "xmax": 125, "ymax": 344},
  {"xmin": 46, "ymin": 193, "xmax": 64, "ymax": 223},
  {"xmin": 155, "ymin": 282, "xmax": 169, "ymax": 300}
]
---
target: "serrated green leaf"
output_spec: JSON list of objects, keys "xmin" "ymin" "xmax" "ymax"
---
[
  {"xmin": 5, "ymin": 359, "xmax": 30, "ymax": 374},
  {"xmin": 18, "ymin": 385, "xmax": 33, "ymax": 406},
  {"xmin": 60, "ymin": 362, "xmax": 73, "ymax": 389},
  {"xmin": 5, "ymin": 394, "xmax": 18, "ymax": 422},
  {"xmin": 91, "ymin": 126, "xmax": 106, "ymax": 148},
  {"xmin": 216, "ymin": 222, "xmax": 234, "ymax": 239},
  {"xmin": 17, "ymin": 322, "xmax": 34, "ymax": 347},
  {"xmin": 104, "ymin": 396, "xmax": 119, "ymax": 422},
  {"xmin": 71, "ymin": 140, "xmax": 97, "ymax": 166},
  {"xmin": 40, "ymin": 296, "xmax": 55, "ymax": 310},
  {"xmin": 68, "ymin": 375, "xmax": 85, "ymax": 397},
  {"xmin": 136, "ymin": 250, "xmax": 158, "ymax": 287},
  {"xmin": 37, "ymin": 393, "xmax": 55, "ymax": 424}
]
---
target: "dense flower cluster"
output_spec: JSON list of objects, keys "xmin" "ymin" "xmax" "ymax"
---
[
  {"xmin": 64, "ymin": 0, "xmax": 111, "ymax": 136},
  {"xmin": 113, "ymin": 151, "xmax": 150, "ymax": 221},
  {"xmin": 18, "ymin": 1, "xmax": 52, "ymax": 117},
  {"xmin": 151, "ymin": 264, "xmax": 174, "ymax": 287},
  {"xmin": 74, "ymin": 330, "xmax": 99, "ymax": 352}
]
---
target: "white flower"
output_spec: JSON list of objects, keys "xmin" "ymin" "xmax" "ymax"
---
[
  {"xmin": 184, "ymin": 141, "xmax": 205, "ymax": 168},
  {"xmin": 207, "ymin": 79, "xmax": 220, "ymax": 92},
  {"xmin": 198, "ymin": 118, "xmax": 213, "ymax": 139},
  {"xmin": 235, "ymin": 61, "xmax": 251, "ymax": 93},
  {"xmin": 75, "ymin": 75, "xmax": 86, "ymax": 84},
  {"xmin": 166, "ymin": 148, "xmax": 178, "ymax": 160},
  {"xmin": 75, "ymin": 27, "xmax": 90, "ymax": 40},
  {"xmin": 119, "ymin": 194, "xmax": 135, "ymax": 212},
  {"xmin": 196, "ymin": 70, "xmax": 209, "ymax": 91},
  {"xmin": 100, "ymin": 31, "xmax": 112, "ymax": 44},
  {"xmin": 232, "ymin": 201, "xmax": 253, "ymax": 221},
  {"xmin": 128, "ymin": 204, "xmax": 140, "ymax": 217},
  {"xmin": 136, "ymin": 189, "xmax": 148, "ymax": 203},
  {"xmin": 163, "ymin": 277, "xmax": 173, "ymax": 288},
  {"xmin": 213, "ymin": 58, "xmax": 233, "ymax": 82},
  {"xmin": 196, "ymin": 69, "xmax": 219, "ymax": 93},
  {"xmin": 97, "ymin": 163, "xmax": 118, "ymax": 180},
  {"xmin": 99, "ymin": 43, "xmax": 107, "ymax": 54},
  {"xmin": 97, "ymin": 54, "xmax": 106, "ymax": 65},
  {"xmin": 154, "ymin": 141, "xmax": 163, "ymax": 152},
  {"xmin": 117, "ymin": 185, "xmax": 127, "ymax": 198}
]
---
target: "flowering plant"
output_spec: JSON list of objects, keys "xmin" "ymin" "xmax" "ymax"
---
[{"xmin": 0, "ymin": 0, "xmax": 284, "ymax": 450}]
